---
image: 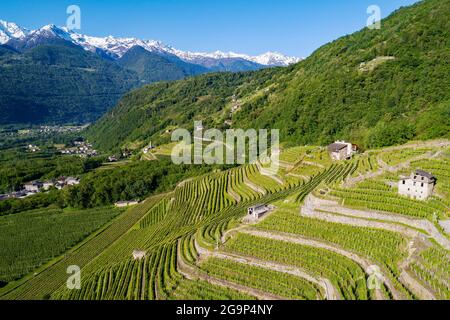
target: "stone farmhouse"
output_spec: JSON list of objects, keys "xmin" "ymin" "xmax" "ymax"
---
[
  {"xmin": 398, "ymin": 170, "xmax": 436, "ymax": 201},
  {"xmin": 248, "ymin": 204, "xmax": 270, "ymax": 220},
  {"xmin": 328, "ymin": 141, "xmax": 358, "ymax": 161}
]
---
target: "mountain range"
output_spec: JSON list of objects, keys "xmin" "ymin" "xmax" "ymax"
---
[
  {"xmin": 0, "ymin": 20, "xmax": 301, "ymax": 125},
  {"xmin": 87, "ymin": 0, "xmax": 450, "ymax": 151},
  {"xmin": 0, "ymin": 20, "xmax": 302, "ymax": 69}
]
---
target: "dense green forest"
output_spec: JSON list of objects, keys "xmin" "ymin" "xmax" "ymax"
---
[{"xmin": 88, "ymin": 0, "xmax": 450, "ymax": 151}]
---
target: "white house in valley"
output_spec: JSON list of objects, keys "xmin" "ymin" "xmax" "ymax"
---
[
  {"xmin": 398, "ymin": 170, "xmax": 436, "ymax": 201},
  {"xmin": 328, "ymin": 141, "xmax": 358, "ymax": 161}
]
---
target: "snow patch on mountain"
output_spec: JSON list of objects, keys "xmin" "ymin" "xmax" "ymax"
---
[
  {"xmin": 175, "ymin": 50, "xmax": 302, "ymax": 66},
  {"xmin": 69, "ymin": 33, "xmax": 172, "ymax": 59},
  {"xmin": 0, "ymin": 20, "xmax": 29, "ymax": 44},
  {"xmin": 27, "ymin": 24, "xmax": 73, "ymax": 43}
]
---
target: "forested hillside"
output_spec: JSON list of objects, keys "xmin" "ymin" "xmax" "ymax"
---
[
  {"xmin": 0, "ymin": 42, "xmax": 243, "ymax": 125},
  {"xmin": 88, "ymin": 0, "xmax": 450, "ymax": 151},
  {"xmin": 0, "ymin": 43, "xmax": 139, "ymax": 124},
  {"xmin": 117, "ymin": 46, "xmax": 209, "ymax": 84}
]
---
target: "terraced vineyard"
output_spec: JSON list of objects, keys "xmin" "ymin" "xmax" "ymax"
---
[
  {"xmin": 254, "ymin": 206, "xmax": 411, "ymax": 299},
  {"xmin": 199, "ymin": 258, "xmax": 322, "ymax": 300},
  {"xmin": 1, "ymin": 140, "xmax": 449, "ymax": 300},
  {"xmin": 330, "ymin": 182, "xmax": 448, "ymax": 219},
  {"xmin": 256, "ymin": 208, "xmax": 407, "ymax": 269},
  {"xmin": 223, "ymin": 233, "xmax": 370, "ymax": 300},
  {"xmin": 379, "ymin": 148, "xmax": 434, "ymax": 167},
  {"xmin": 350, "ymin": 153, "xmax": 379, "ymax": 177},
  {"xmin": 0, "ymin": 195, "xmax": 165, "ymax": 299},
  {"xmin": 410, "ymin": 247, "xmax": 450, "ymax": 300}
]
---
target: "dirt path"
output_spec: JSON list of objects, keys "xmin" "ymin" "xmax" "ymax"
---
[
  {"xmin": 398, "ymin": 237, "xmax": 437, "ymax": 300},
  {"xmin": 303, "ymin": 207, "xmax": 419, "ymax": 238},
  {"xmin": 141, "ymin": 152, "xmax": 157, "ymax": 161},
  {"xmin": 176, "ymin": 177, "xmax": 194, "ymax": 189},
  {"xmin": 374, "ymin": 140, "xmax": 450, "ymax": 153},
  {"xmin": 399, "ymin": 270, "xmax": 435, "ymax": 300},
  {"xmin": 241, "ymin": 229, "xmax": 395, "ymax": 300},
  {"xmin": 439, "ymin": 220, "xmax": 450, "ymax": 233},
  {"xmin": 256, "ymin": 161, "xmax": 285, "ymax": 185},
  {"xmin": 376, "ymin": 149, "xmax": 444, "ymax": 172},
  {"xmin": 221, "ymin": 225, "xmax": 249, "ymax": 244},
  {"xmin": 278, "ymin": 161, "xmax": 295, "ymax": 170},
  {"xmin": 196, "ymin": 246, "xmax": 337, "ymax": 300},
  {"xmin": 207, "ymin": 251, "xmax": 330, "ymax": 300},
  {"xmin": 179, "ymin": 262, "xmax": 284, "ymax": 300},
  {"xmin": 302, "ymin": 161, "xmax": 325, "ymax": 169},
  {"xmin": 287, "ymin": 172, "xmax": 309, "ymax": 181}
]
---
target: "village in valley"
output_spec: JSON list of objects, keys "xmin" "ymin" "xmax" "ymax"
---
[
  {"xmin": 0, "ymin": 176, "xmax": 80, "ymax": 201},
  {"xmin": 58, "ymin": 140, "xmax": 98, "ymax": 158},
  {"xmin": 2, "ymin": 125, "xmax": 89, "ymax": 141},
  {"xmin": 0, "ymin": 134, "xmax": 139, "ymax": 204}
]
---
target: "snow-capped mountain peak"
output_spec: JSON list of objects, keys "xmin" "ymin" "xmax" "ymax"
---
[
  {"xmin": 0, "ymin": 20, "xmax": 29, "ymax": 44},
  {"xmin": 67, "ymin": 33, "xmax": 177, "ymax": 60},
  {"xmin": 32, "ymin": 24, "xmax": 70, "ymax": 38},
  {"xmin": 166, "ymin": 49, "xmax": 302, "ymax": 67},
  {"xmin": 252, "ymin": 52, "xmax": 303, "ymax": 66},
  {"xmin": 0, "ymin": 20, "xmax": 303, "ymax": 67}
]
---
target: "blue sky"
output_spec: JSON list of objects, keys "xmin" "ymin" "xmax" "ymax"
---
[{"xmin": 1, "ymin": 0, "xmax": 420, "ymax": 57}]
